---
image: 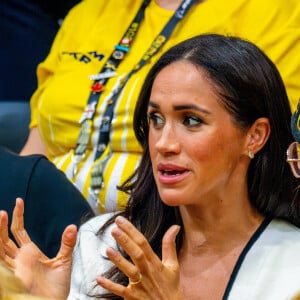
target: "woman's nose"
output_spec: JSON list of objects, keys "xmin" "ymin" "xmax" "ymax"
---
[{"xmin": 155, "ymin": 124, "xmax": 180, "ymax": 154}]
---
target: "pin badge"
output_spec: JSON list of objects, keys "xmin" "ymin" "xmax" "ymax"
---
[
  {"xmin": 112, "ymin": 50, "xmax": 124, "ymax": 60},
  {"xmin": 121, "ymin": 37, "xmax": 132, "ymax": 45},
  {"xmin": 89, "ymin": 71, "xmax": 116, "ymax": 81},
  {"xmin": 115, "ymin": 45, "xmax": 129, "ymax": 53},
  {"xmin": 91, "ymin": 82, "xmax": 104, "ymax": 93},
  {"xmin": 105, "ymin": 60, "xmax": 117, "ymax": 71}
]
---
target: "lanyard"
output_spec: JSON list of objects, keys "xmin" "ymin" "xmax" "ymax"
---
[
  {"xmin": 95, "ymin": 0, "xmax": 197, "ymax": 160},
  {"xmin": 72, "ymin": 0, "xmax": 197, "ymax": 204},
  {"xmin": 73, "ymin": 0, "xmax": 150, "ymax": 167}
]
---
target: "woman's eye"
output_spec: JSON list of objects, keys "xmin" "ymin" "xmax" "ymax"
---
[
  {"xmin": 183, "ymin": 115, "xmax": 202, "ymax": 127},
  {"xmin": 148, "ymin": 113, "xmax": 164, "ymax": 127}
]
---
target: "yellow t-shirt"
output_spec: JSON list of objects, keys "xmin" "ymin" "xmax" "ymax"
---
[{"xmin": 30, "ymin": 0, "xmax": 300, "ymax": 213}]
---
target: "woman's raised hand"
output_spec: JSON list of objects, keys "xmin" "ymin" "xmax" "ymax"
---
[
  {"xmin": 0, "ymin": 198, "xmax": 76, "ymax": 299},
  {"xmin": 97, "ymin": 215, "xmax": 182, "ymax": 300}
]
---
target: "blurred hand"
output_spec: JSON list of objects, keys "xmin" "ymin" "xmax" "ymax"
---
[{"xmin": 0, "ymin": 198, "xmax": 76, "ymax": 299}]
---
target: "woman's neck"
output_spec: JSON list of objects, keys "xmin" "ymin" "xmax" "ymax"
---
[{"xmin": 179, "ymin": 203, "xmax": 264, "ymax": 254}]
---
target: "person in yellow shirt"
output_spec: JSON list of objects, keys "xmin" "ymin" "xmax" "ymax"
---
[{"xmin": 21, "ymin": 0, "xmax": 300, "ymax": 214}]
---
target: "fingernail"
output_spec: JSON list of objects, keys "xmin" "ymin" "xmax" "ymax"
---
[
  {"xmin": 112, "ymin": 227, "xmax": 122, "ymax": 237},
  {"xmin": 171, "ymin": 225, "xmax": 181, "ymax": 241},
  {"xmin": 174, "ymin": 225, "xmax": 181, "ymax": 234},
  {"xmin": 106, "ymin": 247, "xmax": 117, "ymax": 257},
  {"xmin": 115, "ymin": 215, "xmax": 126, "ymax": 225},
  {"xmin": 97, "ymin": 276, "xmax": 106, "ymax": 285}
]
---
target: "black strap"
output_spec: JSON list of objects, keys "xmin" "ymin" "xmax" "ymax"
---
[
  {"xmin": 74, "ymin": 0, "xmax": 151, "ymax": 158},
  {"xmin": 89, "ymin": 0, "xmax": 197, "ymax": 192}
]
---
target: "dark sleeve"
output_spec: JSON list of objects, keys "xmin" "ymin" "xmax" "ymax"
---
[
  {"xmin": 35, "ymin": 0, "xmax": 81, "ymax": 20},
  {"xmin": 24, "ymin": 157, "xmax": 94, "ymax": 258}
]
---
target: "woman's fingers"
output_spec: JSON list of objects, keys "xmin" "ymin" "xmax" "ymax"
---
[
  {"xmin": 97, "ymin": 276, "xmax": 128, "ymax": 298},
  {"xmin": 114, "ymin": 216, "xmax": 160, "ymax": 263},
  {"xmin": 0, "ymin": 210, "xmax": 9, "ymax": 242},
  {"xmin": 0, "ymin": 210, "xmax": 17, "ymax": 269},
  {"xmin": 55, "ymin": 224, "xmax": 77, "ymax": 261},
  {"xmin": 99, "ymin": 218, "xmax": 182, "ymax": 299},
  {"xmin": 11, "ymin": 198, "xmax": 31, "ymax": 246},
  {"xmin": 110, "ymin": 217, "xmax": 180, "ymax": 279},
  {"xmin": 97, "ymin": 272, "xmax": 145, "ymax": 300},
  {"xmin": 110, "ymin": 226, "xmax": 158, "ymax": 287},
  {"xmin": 1, "ymin": 252, "xmax": 16, "ymax": 269},
  {"xmin": 106, "ymin": 246, "xmax": 140, "ymax": 281},
  {"xmin": 0, "ymin": 233, "xmax": 15, "ymax": 268},
  {"xmin": 113, "ymin": 217, "xmax": 181, "ymax": 274},
  {"xmin": 0, "ymin": 210, "xmax": 18, "ymax": 258},
  {"xmin": 110, "ymin": 225, "xmax": 149, "ymax": 285},
  {"xmin": 161, "ymin": 225, "xmax": 180, "ymax": 271}
]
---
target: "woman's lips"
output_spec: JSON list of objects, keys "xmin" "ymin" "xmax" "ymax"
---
[{"xmin": 157, "ymin": 163, "xmax": 190, "ymax": 184}]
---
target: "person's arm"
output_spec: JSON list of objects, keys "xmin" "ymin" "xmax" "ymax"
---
[
  {"xmin": 0, "ymin": 198, "xmax": 75, "ymax": 299},
  {"xmin": 20, "ymin": 127, "xmax": 46, "ymax": 156},
  {"xmin": 19, "ymin": 0, "xmax": 111, "ymax": 157},
  {"xmin": 19, "ymin": 1, "xmax": 83, "ymax": 157}
]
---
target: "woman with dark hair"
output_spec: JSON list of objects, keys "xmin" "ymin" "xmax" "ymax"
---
[
  {"xmin": 19, "ymin": 0, "xmax": 300, "ymax": 216},
  {"xmin": 1, "ymin": 34, "xmax": 300, "ymax": 300}
]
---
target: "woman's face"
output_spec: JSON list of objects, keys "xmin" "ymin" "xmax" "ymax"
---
[{"xmin": 148, "ymin": 61, "xmax": 249, "ymax": 207}]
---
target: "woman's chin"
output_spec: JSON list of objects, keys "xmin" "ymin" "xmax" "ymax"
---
[{"xmin": 159, "ymin": 191, "xmax": 185, "ymax": 207}]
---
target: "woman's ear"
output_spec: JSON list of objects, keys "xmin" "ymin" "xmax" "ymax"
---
[{"xmin": 246, "ymin": 117, "xmax": 270, "ymax": 157}]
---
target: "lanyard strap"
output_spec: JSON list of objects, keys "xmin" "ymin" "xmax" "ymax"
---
[
  {"xmin": 72, "ymin": 0, "xmax": 197, "ymax": 203},
  {"xmin": 89, "ymin": 0, "xmax": 197, "ymax": 198},
  {"xmin": 94, "ymin": 0, "xmax": 196, "ymax": 161},
  {"xmin": 73, "ymin": 0, "xmax": 150, "ymax": 161}
]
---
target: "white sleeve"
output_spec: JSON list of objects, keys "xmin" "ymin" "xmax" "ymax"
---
[{"xmin": 67, "ymin": 214, "xmax": 116, "ymax": 300}]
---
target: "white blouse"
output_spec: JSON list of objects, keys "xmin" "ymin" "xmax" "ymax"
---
[{"xmin": 68, "ymin": 215, "xmax": 300, "ymax": 299}]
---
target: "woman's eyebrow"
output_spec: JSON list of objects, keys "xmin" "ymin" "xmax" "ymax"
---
[
  {"xmin": 148, "ymin": 101, "xmax": 159, "ymax": 108},
  {"xmin": 173, "ymin": 104, "xmax": 210, "ymax": 114},
  {"xmin": 149, "ymin": 102, "xmax": 210, "ymax": 114}
]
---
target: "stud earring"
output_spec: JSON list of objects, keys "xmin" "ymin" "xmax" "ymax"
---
[{"xmin": 248, "ymin": 150, "xmax": 254, "ymax": 159}]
